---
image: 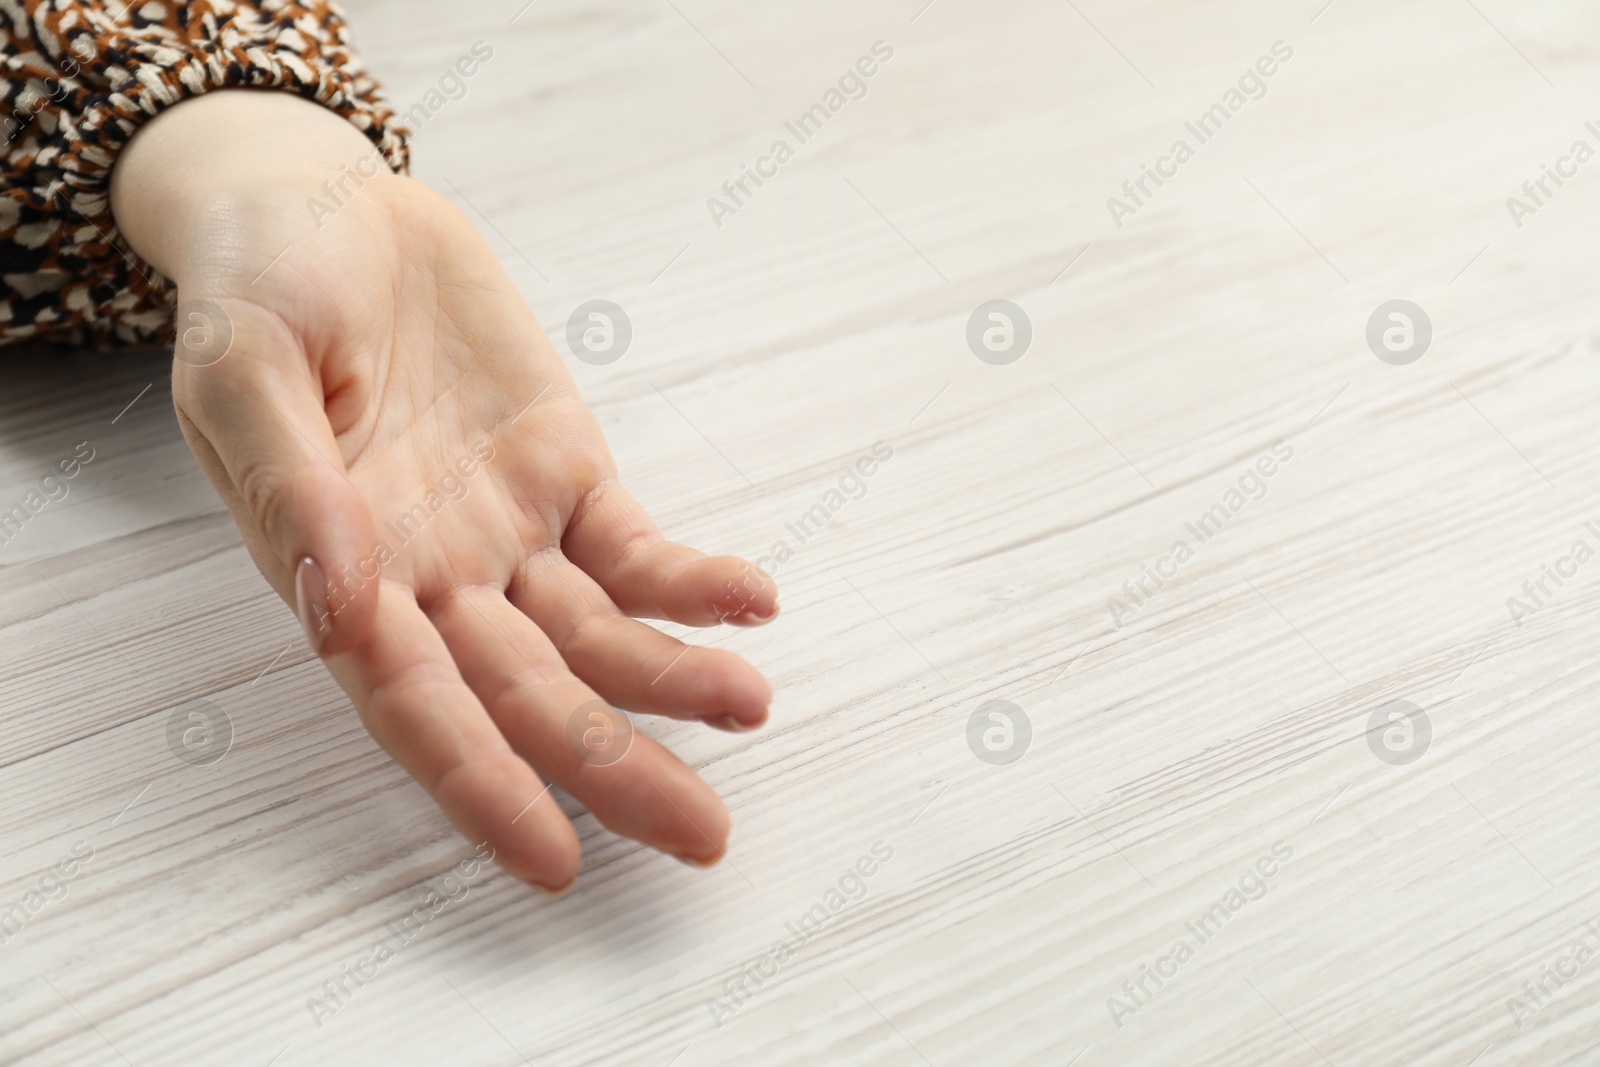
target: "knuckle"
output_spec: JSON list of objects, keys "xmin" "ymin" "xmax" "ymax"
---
[
  {"xmin": 484, "ymin": 665, "xmax": 575, "ymax": 721},
  {"xmin": 554, "ymin": 611, "xmax": 607, "ymax": 660},
  {"xmin": 363, "ymin": 663, "xmax": 463, "ymax": 734},
  {"xmin": 237, "ymin": 462, "xmax": 297, "ymax": 551}
]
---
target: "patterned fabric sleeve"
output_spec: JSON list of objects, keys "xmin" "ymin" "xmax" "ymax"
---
[{"xmin": 0, "ymin": 0, "xmax": 408, "ymax": 347}]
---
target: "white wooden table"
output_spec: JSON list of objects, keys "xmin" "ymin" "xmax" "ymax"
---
[{"xmin": 5, "ymin": 0, "xmax": 1600, "ymax": 1063}]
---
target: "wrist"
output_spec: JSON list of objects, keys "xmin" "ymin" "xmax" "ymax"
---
[{"xmin": 109, "ymin": 90, "xmax": 399, "ymax": 283}]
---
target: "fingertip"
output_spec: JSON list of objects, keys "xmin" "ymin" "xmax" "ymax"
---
[
  {"xmin": 730, "ymin": 661, "xmax": 773, "ymax": 722},
  {"xmin": 675, "ymin": 792, "xmax": 730, "ymax": 865},
  {"xmin": 537, "ymin": 872, "xmax": 579, "ymax": 895},
  {"xmin": 680, "ymin": 648, "xmax": 771, "ymax": 727},
  {"xmin": 297, "ymin": 554, "xmax": 380, "ymax": 656},
  {"xmin": 318, "ymin": 581, "xmax": 379, "ymax": 657},
  {"xmin": 669, "ymin": 556, "xmax": 778, "ymax": 626},
  {"xmin": 726, "ymin": 600, "xmax": 779, "ymax": 627},
  {"xmin": 434, "ymin": 752, "xmax": 581, "ymax": 891},
  {"xmin": 638, "ymin": 753, "xmax": 730, "ymax": 862},
  {"xmin": 673, "ymin": 846, "xmax": 725, "ymax": 868},
  {"xmin": 708, "ymin": 712, "xmax": 765, "ymax": 733},
  {"xmin": 295, "ymin": 555, "xmax": 333, "ymax": 652},
  {"xmin": 280, "ymin": 469, "xmax": 382, "ymax": 656}
]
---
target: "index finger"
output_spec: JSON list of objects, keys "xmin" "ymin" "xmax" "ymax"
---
[{"xmin": 323, "ymin": 580, "xmax": 581, "ymax": 891}]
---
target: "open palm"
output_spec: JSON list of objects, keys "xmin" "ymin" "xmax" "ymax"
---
[{"xmin": 170, "ymin": 173, "xmax": 776, "ymax": 890}]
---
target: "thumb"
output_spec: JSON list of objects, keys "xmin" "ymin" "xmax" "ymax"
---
[{"xmin": 172, "ymin": 303, "xmax": 380, "ymax": 657}]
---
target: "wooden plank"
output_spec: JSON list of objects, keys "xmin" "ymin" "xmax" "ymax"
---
[{"xmin": 4, "ymin": 0, "xmax": 1600, "ymax": 1063}]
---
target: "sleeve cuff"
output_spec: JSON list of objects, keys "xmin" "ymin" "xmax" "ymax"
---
[{"xmin": 1, "ymin": 1, "xmax": 409, "ymax": 347}]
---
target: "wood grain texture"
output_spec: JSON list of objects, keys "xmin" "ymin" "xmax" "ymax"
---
[{"xmin": 6, "ymin": 0, "xmax": 1600, "ymax": 1063}]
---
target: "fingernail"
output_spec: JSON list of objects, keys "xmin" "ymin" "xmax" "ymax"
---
[
  {"xmin": 295, "ymin": 556, "xmax": 331, "ymax": 655},
  {"xmin": 730, "ymin": 603, "xmax": 780, "ymax": 627},
  {"xmin": 673, "ymin": 849, "xmax": 723, "ymax": 868},
  {"xmin": 536, "ymin": 875, "xmax": 576, "ymax": 895},
  {"xmin": 709, "ymin": 714, "xmax": 764, "ymax": 733}
]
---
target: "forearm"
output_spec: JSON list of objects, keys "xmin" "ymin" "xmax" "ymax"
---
[{"xmin": 0, "ymin": 0, "xmax": 407, "ymax": 347}]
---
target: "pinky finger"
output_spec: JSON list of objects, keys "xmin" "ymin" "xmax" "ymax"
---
[{"xmin": 563, "ymin": 480, "xmax": 778, "ymax": 626}]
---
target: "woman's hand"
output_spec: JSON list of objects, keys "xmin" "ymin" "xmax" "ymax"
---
[{"xmin": 110, "ymin": 91, "xmax": 778, "ymax": 890}]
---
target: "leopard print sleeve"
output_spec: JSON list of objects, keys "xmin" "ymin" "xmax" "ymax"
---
[{"xmin": 0, "ymin": 0, "xmax": 409, "ymax": 347}]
